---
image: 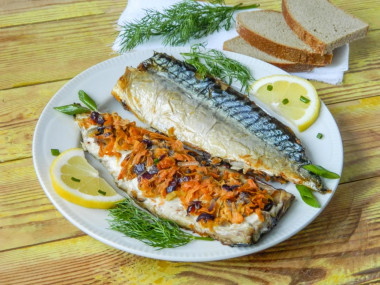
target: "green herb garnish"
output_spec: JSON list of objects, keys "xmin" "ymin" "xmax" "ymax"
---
[
  {"xmin": 282, "ymin": 98, "xmax": 289, "ymax": 105},
  {"xmin": 296, "ymin": 185, "xmax": 320, "ymax": 208},
  {"xmin": 181, "ymin": 44, "xmax": 254, "ymax": 92},
  {"xmin": 51, "ymin": 149, "xmax": 60, "ymax": 156},
  {"xmin": 54, "ymin": 91, "xmax": 99, "ymax": 115},
  {"xmin": 78, "ymin": 90, "xmax": 97, "ymax": 111},
  {"xmin": 267, "ymin": 84, "xmax": 273, "ymax": 91},
  {"xmin": 316, "ymin": 133, "xmax": 323, "ymax": 139},
  {"xmin": 303, "ymin": 164, "xmax": 340, "ymax": 179},
  {"xmin": 54, "ymin": 103, "xmax": 90, "ymax": 115},
  {"xmin": 300, "ymin": 96, "xmax": 310, "ymax": 103},
  {"xmin": 118, "ymin": 0, "xmax": 260, "ymax": 52},
  {"xmin": 109, "ymin": 199, "xmax": 213, "ymax": 249},
  {"xmin": 71, "ymin": 177, "xmax": 80, "ymax": 182},
  {"xmin": 98, "ymin": 190, "xmax": 106, "ymax": 196}
]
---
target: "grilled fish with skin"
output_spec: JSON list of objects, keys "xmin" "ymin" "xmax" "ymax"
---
[
  {"xmin": 112, "ymin": 52, "xmax": 325, "ymax": 192},
  {"xmin": 75, "ymin": 111, "xmax": 294, "ymax": 245}
]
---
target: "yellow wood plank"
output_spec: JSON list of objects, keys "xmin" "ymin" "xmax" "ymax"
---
[
  {"xmin": 0, "ymin": 0, "xmax": 379, "ymax": 284},
  {"xmin": 0, "ymin": 3, "xmax": 124, "ymax": 90},
  {"xmin": 329, "ymin": 96, "xmax": 380, "ymax": 183},
  {"xmin": 0, "ymin": 176, "xmax": 379, "ymax": 284},
  {"xmin": 0, "ymin": 1, "xmax": 108, "ymax": 28},
  {"xmin": 0, "ymin": 0, "xmax": 378, "ymax": 95},
  {"xmin": 314, "ymin": 30, "xmax": 380, "ymax": 104},
  {"xmin": 0, "ymin": 0, "xmax": 86, "ymax": 13},
  {"xmin": 0, "ymin": 80, "xmax": 68, "ymax": 162},
  {"xmin": 0, "ymin": 158, "xmax": 84, "ymax": 251}
]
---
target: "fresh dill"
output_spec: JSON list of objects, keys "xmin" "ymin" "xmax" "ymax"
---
[
  {"xmin": 181, "ymin": 44, "xmax": 255, "ymax": 92},
  {"xmin": 108, "ymin": 199, "xmax": 213, "ymax": 249},
  {"xmin": 118, "ymin": 0, "xmax": 260, "ymax": 52}
]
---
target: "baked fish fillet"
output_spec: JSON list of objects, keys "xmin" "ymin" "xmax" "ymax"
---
[
  {"xmin": 112, "ymin": 52, "xmax": 325, "ymax": 192},
  {"xmin": 75, "ymin": 111, "xmax": 294, "ymax": 245}
]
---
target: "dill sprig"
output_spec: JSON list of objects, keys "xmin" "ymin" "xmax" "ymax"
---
[
  {"xmin": 181, "ymin": 44, "xmax": 255, "ymax": 92},
  {"xmin": 118, "ymin": 0, "xmax": 260, "ymax": 52},
  {"xmin": 108, "ymin": 199, "xmax": 213, "ymax": 249}
]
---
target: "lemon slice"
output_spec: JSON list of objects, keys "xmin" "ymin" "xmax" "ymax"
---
[
  {"xmin": 250, "ymin": 75, "xmax": 320, "ymax": 132},
  {"xmin": 50, "ymin": 148, "xmax": 124, "ymax": 209}
]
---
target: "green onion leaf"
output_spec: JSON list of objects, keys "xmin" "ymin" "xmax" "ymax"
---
[
  {"xmin": 282, "ymin": 98, "xmax": 289, "ymax": 105},
  {"xmin": 300, "ymin": 96, "xmax": 310, "ymax": 103},
  {"xmin": 54, "ymin": 103, "xmax": 90, "ymax": 115},
  {"xmin": 51, "ymin": 149, "xmax": 60, "ymax": 156},
  {"xmin": 303, "ymin": 164, "xmax": 340, "ymax": 179},
  {"xmin": 267, "ymin": 84, "xmax": 273, "ymax": 91},
  {"xmin": 78, "ymin": 90, "xmax": 97, "ymax": 111},
  {"xmin": 98, "ymin": 190, "xmax": 106, "ymax": 195},
  {"xmin": 316, "ymin": 133, "xmax": 323, "ymax": 139},
  {"xmin": 154, "ymin": 158, "xmax": 160, "ymax": 164},
  {"xmin": 71, "ymin": 177, "xmax": 80, "ymax": 182},
  {"xmin": 296, "ymin": 185, "xmax": 320, "ymax": 208}
]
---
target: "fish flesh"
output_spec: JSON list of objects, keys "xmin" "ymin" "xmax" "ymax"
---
[
  {"xmin": 112, "ymin": 52, "xmax": 325, "ymax": 192},
  {"xmin": 75, "ymin": 111, "xmax": 294, "ymax": 245}
]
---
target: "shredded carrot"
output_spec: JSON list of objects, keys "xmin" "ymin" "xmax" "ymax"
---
[
  {"xmin": 157, "ymin": 157, "xmax": 176, "ymax": 169},
  {"xmin": 79, "ymin": 112, "xmax": 275, "ymax": 229},
  {"xmin": 231, "ymin": 203, "xmax": 244, "ymax": 224},
  {"xmin": 168, "ymin": 126, "xmax": 176, "ymax": 138},
  {"xmin": 255, "ymin": 208, "xmax": 264, "ymax": 222}
]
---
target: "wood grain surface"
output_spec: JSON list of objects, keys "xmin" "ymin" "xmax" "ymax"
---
[{"xmin": 1, "ymin": 1, "xmax": 379, "ymax": 284}]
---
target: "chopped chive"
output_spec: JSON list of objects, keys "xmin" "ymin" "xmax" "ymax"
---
[
  {"xmin": 282, "ymin": 98, "xmax": 289, "ymax": 105},
  {"xmin": 71, "ymin": 177, "xmax": 80, "ymax": 182},
  {"xmin": 316, "ymin": 133, "xmax": 323, "ymax": 139},
  {"xmin": 300, "ymin": 96, "xmax": 310, "ymax": 103},
  {"xmin": 267, "ymin": 84, "xmax": 273, "ymax": 91},
  {"xmin": 51, "ymin": 149, "xmax": 60, "ymax": 156},
  {"xmin": 98, "ymin": 189, "xmax": 106, "ymax": 195}
]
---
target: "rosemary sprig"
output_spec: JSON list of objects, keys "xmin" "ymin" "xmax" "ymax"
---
[
  {"xmin": 181, "ymin": 44, "xmax": 254, "ymax": 92},
  {"xmin": 118, "ymin": 0, "xmax": 260, "ymax": 52},
  {"xmin": 108, "ymin": 199, "xmax": 213, "ymax": 249}
]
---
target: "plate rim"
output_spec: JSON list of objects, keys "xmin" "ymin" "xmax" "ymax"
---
[{"xmin": 32, "ymin": 47, "xmax": 344, "ymax": 262}]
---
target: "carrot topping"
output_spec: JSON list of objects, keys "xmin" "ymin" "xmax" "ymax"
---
[{"xmin": 79, "ymin": 112, "xmax": 274, "ymax": 229}]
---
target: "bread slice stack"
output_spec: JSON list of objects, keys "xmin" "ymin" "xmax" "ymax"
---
[{"xmin": 223, "ymin": 0, "xmax": 369, "ymax": 72}]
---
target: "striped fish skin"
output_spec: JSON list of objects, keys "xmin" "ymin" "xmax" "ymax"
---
[{"xmin": 113, "ymin": 52, "xmax": 325, "ymax": 192}]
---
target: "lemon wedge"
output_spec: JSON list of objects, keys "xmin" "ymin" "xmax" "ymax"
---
[
  {"xmin": 250, "ymin": 75, "xmax": 320, "ymax": 132},
  {"xmin": 50, "ymin": 148, "xmax": 124, "ymax": 209}
]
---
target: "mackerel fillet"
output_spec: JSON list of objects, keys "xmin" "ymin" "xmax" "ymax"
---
[
  {"xmin": 76, "ymin": 112, "xmax": 294, "ymax": 245},
  {"xmin": 112, "ymin": 52, "xmax": 324, "ymax": 192}
]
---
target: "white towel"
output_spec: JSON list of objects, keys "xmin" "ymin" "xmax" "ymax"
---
[{"xmin": 112, "ymin": 0, "xmax": 349, "ymax": 85}]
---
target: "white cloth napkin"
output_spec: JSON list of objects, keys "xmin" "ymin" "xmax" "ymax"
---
[{"xmin": 112, "ymin": 0, "xmax": 349, "ymax": 85}]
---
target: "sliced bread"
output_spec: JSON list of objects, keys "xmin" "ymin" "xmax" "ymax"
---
[
  {"xmin": 236, "ymin": 10, "xmax": 333, "ymax": 66},
  {"xmin": 223, "ymin": 37, "xmax": 315, "ymax": 72},
  {"xmin": 282, "ymin": 0, "xmax": 369, "ymax": 54}
]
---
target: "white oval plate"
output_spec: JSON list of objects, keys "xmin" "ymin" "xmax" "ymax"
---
[{"xmin": 33, "ymin": 47, "xmax": 343, "ymax": 262}]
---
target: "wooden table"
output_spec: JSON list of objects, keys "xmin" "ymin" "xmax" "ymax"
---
[{"xmin": 1, "ymin": 1, "xmax": 379, "ymax": 284}]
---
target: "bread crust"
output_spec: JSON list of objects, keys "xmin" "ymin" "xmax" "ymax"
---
[
  {"xmin": 282, "ymin": 0, "xmax": 327, "ymax": 54},
  {"xmin": 223, "ymin": 38, "xmax": 314, "ymax": 72},
  {"xmin": 236, "ymin": 12, "xmax": 332, "ymax": 65},
  {"xmin": 282, "ymin": 0, "xmax": 369, "ymax": 54}
]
